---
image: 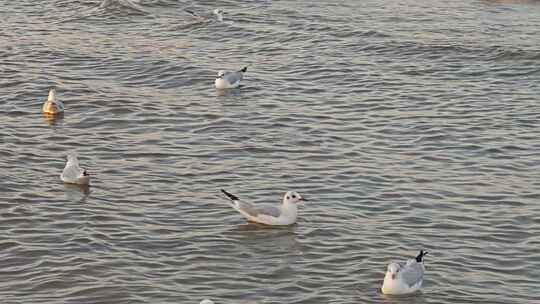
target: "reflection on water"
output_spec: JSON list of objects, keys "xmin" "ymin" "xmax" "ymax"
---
[{"xmin": 63, "ymin": 183, "xmax": 91, "ymax": 202}]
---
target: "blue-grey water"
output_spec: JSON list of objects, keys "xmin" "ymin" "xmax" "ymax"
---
[{"xmin": 1, "ymin": 0, "xmax": 540, "ymax": 303}]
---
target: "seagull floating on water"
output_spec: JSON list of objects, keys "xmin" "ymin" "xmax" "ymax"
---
[
  {"xmin": 213, "ymin": 9, "xmax": 224, "ymax": 22},
  {"xmin": 215, "ymin": 67, "xmax": 247, "ymax": 89},
  {"xmin": 200, "ymin": 300, "xmax": 214, "ymax": 304},
  {"xmin": 220, "ymin": 189, "xmax": 306, "ymax": 226},
  {"xmin": 61, "ymin": 154, "xmax": 90, "ymax": 185},
  {"xmin": 381, "ymin": 250, "xmax": 428, "ymax": 295},
  {"xmin": 184, "ymin": 8, "xmax": 224, "ymax": 23},
  {"xmin": 42, "ymin": 88, "xmax": 64, "ymax": 115}
]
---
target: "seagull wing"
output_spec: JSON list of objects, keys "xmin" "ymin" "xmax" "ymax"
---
[
  {"xmin": 223, "ymin": 71, "xmax": 243, "ymax": 86},
  {"xmin": 220, "ymin": 189, "xmax": 281, "ymax": 218},
  {"xmin": 221, "ymin": 189, "xmax": 260, "ymax": 217},
  {"xmin": 253, "ymin": 205, "xmax": 281, "ymax": 218},
  {"xmin": 234, "ymin": 200, "xmax": 261, "ymax": 217},
  {"xmin": 400, "ymin": 261, "xmax": 424, "ymax": 288}
]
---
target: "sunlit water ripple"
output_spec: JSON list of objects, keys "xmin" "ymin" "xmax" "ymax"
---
[{"xmin": 1, "ymin": 0, "xmax": 540, "ymax": 303}]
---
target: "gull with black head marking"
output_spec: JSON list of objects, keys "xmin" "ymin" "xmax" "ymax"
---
[
  {"xmin": 381, "ymin": 250, "xmax": 428, "ymax": 295},
  {"xmin": 220, "ymin": 189, "xmax": 306, "ymax": 226},
  {"xmin": 214, "ymin": 67, "xmax": 247, "ymax": 89},
  {"xmin": 61, "ymin": 154, "xmax": 90, "ymax": 186}
]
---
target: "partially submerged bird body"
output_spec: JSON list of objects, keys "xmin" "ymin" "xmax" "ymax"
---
[
  {"xmin": 215, "ymin": 67, "xmax": 247, "ymax": 89},
  {"xmin": 381, "ymin": 250, "xmax": 428, "ymax": 295},
  {"xmin": 221, "ymin": 189, "xmax": 304, "ymax": 226},
  {"xmin": 42, "ymin": 88, "xmax": 64, "ymax": 115},
  {"xmin": 61, "ymin": 154, "xmax": 90, "ymax": 185}
]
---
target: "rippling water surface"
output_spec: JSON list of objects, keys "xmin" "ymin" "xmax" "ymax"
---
[{"xmin": 1, "ymin": 0, "xmax": 540, "ymax": 303}]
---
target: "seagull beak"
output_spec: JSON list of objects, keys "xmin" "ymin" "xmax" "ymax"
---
[{"xmin": 299, "ymin": 197, "xmax": 308, "ymax": 202}]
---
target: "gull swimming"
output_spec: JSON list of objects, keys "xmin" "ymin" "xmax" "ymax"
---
[
  {"xmin": 213, "ymin": 9, "xmax": 224, "ymax": 22},
  {"xmin": 184, "ymin": 8, "xmax": 224, "ymax": 23},
  {"xmin": 381, "ymin": 250, "xmax": 428, "ymax": 295},
  {"xmin": 220, "ymin": 189, "xmax": 306, "ymax": 226},
  {"xmin": 215, "ymin": 67, "xmax": 247, "ymax": 89},
  {"xmin": 42, "ymin": 88, "xmax": 64, "ymax": 115},
  {"xmin": 61, "ymin": 154, "xmax": 90, "ymax": 185}
]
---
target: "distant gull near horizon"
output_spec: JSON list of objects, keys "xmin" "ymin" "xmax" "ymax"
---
[{"xmin": 184, "ymin": 8, "xmax": 224, "ymax": 23}]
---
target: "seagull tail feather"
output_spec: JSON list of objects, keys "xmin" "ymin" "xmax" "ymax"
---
[
  {"xmin": 415, "ymin": 250, "xmax": 428, "ymax": 262},
  {"xmin": 184, "ymin": 9, "xmax": 197, "ymax": 17},
  {"xmin": 221, "ymin": 189, "xmax": 239, "ymax": 201}
]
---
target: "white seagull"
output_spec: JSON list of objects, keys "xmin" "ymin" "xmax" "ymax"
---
[
  {"xmin": 214, "ymin": 67, "xmax": 247, "ymax": 89},
  {"xmin": 200, "ymin": 300, "xmax": 214, "ymax": 304},
  {"xmin": 42, "ymin": 88, "xmax": 65, "ymax": 115},
  {"xmin": 61, "ymin": 154, "xmax": 90, "ymax": 185},
  {"xmin": 381, "ymin": 250, "xmax": 428, "ymax": 295},
  {"xmin": 213, "ymin": 9, "xmax": 224, "ymax": 22},
  {"xmin": 220, "ymin": 189, "xmax": 306, "ymax": 226}
]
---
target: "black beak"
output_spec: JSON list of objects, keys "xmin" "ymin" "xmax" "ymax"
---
[{"xmin": 300, "ymin": 197, "xmax": 308, "ymax": 202}]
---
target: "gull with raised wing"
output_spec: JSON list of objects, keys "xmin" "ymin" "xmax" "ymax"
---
[
  {"xmin": 214, "ymin": 67, "xmax": 247, "ymax": 89},
  {"xmin": 220, "ymin": 189, "xmax": 306, "ymax": 226},
  {"xmin": 61, "ymin": 154, "xmax": 90, "ymax": 185},
  {"xmin": 42, "ymin": 88, "xmax": 64, "ymax": 115},
  {"xmin": 381, "ymin": 250, "xmax": 428, "ymax": 295}
]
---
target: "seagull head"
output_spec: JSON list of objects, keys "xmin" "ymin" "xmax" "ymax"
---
[
  {"xmin": 387, "ymin": 262, "xmax": 401, "ymax": 280},
  {"xmin": 213, "ymin": 8, "xmax": 224, "ymax": 20},
  {"xmin": 283, "ymin": 191, "xmax": 307, "ymax": 205},
  {"xmin": 67, "ymin": 154, "xmax": 77, "ymax": 161},
  {"xmin": 217, "ymin": 70, "xmax": 225, "ymax": 79},
  {"xmin": 48, "ymin": 87, "xmax": 57, "ymax": 101}
]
